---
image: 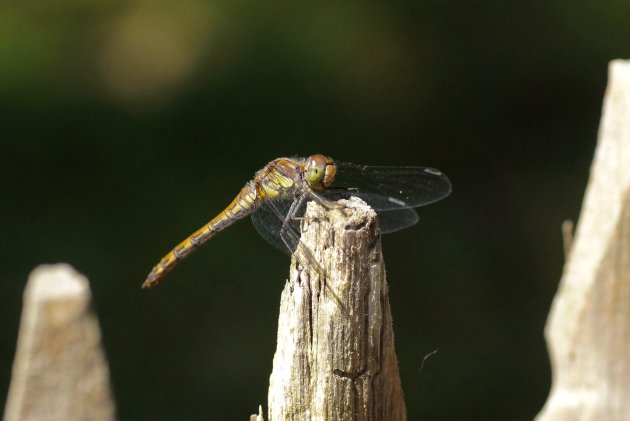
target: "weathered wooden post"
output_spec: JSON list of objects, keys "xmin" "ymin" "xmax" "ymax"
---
[
  {"xmin": 266, "ymin": 197, "xmax": 406, "ymax": 421},
  {"xmin": 4, "ymin": 264, "xmax": 116, "ymax": 421},
  {"xmin": 537, "ymin": 60, "xmax": 630, "ymax": 420}
]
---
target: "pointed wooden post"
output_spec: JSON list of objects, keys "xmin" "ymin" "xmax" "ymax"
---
[
  {"xmin": 537, "ymin": 60, "xmax": 630, "ymax": 420},
  {"xmin": 267, "ymin": 197, "xmax": 407, "ymax": 421},
  {"xmin": 4, "ymin": 264, "xmax": 116, "ymax": 421}
]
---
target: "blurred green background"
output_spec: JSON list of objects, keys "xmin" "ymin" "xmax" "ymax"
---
[{"xmin": 2, "ymin": 0, "xmax": 629, "ymax": 419}]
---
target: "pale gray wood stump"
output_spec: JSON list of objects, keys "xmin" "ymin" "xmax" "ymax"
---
[
  {"xmin": 537, "ymin": 60, "xmax": 630, "ymax": 420},
  {"xmin": 267, "ymin": 197, "xmax": 406, "ymax": 421},
  {"xmin": 4, "ymin": 264, "xmax": 115, "ymax": 421}
]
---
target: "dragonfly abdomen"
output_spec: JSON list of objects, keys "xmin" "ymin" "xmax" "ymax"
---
[{"xmin": 142, "ymin": 182, "xmax": 259, "ymax": 288}]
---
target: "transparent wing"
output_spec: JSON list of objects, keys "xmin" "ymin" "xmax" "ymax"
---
[
  {"xmin": 252, "ymin": 193, "xmax": 346, "ymax": 311},
  {"xmin": 374, "ymin": 207, "xmax": 419, "ymax": 234},
  {"xmin": 252, "ymin": 161, "xmax": 450, "ymax": 247},
  {"xmin": 251, "ymin": 195, "xmax": 334, "ymax": 288},
  {"xmin": 332, "ymin": 162, "xmax": 452, "ymax": 211},
  {"xmin": 251, "ymin": 197, "xmax": 303, "ymax": 255},
  {"xmin": 252, "ymin": 193, "xmax": 420, "ymax": 240},
  {"xmin": 313, "ymin": 190, "xmax": 419, "ymax": 234}
]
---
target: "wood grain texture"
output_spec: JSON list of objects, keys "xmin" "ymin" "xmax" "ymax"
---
[
  {"xmin": 267, "ymin": 197, "xmax": 406, "ymax": 421},
  {"xmin": 537, "ymin": 60, "xmax": 630, "ymax": 421}
]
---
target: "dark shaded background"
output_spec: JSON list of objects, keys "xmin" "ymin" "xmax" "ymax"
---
[{"xmin": 2, "ymin": 1, "xmax": 629, "ymax": 419}]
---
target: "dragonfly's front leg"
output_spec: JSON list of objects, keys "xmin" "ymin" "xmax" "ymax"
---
[
  {"xmin": 278, "ymin": 191, "xmax": 340, "ymax": 244},
  {"xmin": 310, "ymin": 189, "xmax": 346, "ymax": 210},
  {"xmin": 278, "ymin": 193, "xmax": 347, "ymax": 313},
  {"xmin": 278, "ymin": 194, "xmax": 307, "ymax": 253}
]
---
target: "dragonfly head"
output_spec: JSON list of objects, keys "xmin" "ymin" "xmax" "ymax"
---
[{"xmin": 305, "ymin": 154, "xmax": 336, "ymax": 191}]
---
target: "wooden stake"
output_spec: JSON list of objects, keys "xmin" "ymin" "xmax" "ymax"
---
[
  {"xmin": 4, "ymin": 264, "xmax": 116, "ymax": 421},
  {"xmin": 537, "ymin": 60, "xmax": 630, "ymax": 421},
  {"xmin": 267, "ymin": 197, "xmax": 406, "ymax": 421}
]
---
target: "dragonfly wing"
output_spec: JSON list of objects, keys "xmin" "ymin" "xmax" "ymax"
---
[
  {"xmin": 333, "ymin": 162, "xmax": 452, "ymax": 210},
  {"xmin": 251, "ymin": 198, "xmax": 299, "ymax": 255},
  {"xmin": 314, "ymin": 190, "xmax": 420, "ymax": 234},
  {"xmin": 251, "ymin": 195, "xmax": 331, "ymax": 282},
  {"xmin": 376, "ymin": 207, "xmax": 419, "ymax": 234}
]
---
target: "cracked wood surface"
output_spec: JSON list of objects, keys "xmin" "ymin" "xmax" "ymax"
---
[{"xmin": 267, "ymin": 197, "xmax": 406, "ymax": 421}]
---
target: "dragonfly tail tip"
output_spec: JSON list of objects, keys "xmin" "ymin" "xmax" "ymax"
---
[{"xmin": 141, "ymin": 277, "xmax": 159, "ymax": 289}]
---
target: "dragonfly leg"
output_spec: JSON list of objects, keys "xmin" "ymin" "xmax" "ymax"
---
[
  {"xmin": 311, "ymin": 192, "xmax": 345, "ymax": 210},
  {"xmin": 268, "ymin": 194, "xmax": 348, "ymax": 314},
  {"xmin": 279, "ymin": 194, "xmax": 307, "ymax": 248},
  {"xmin": 279, "ymin": 192, "xmax": 333, "ymax": 238},
  {"xmin": 277, "ymin": 194, "xmax": 327, "ymax": 273}
]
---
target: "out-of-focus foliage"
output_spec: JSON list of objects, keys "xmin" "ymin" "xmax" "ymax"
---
[{"xmin": 3, "ymin": 1, "xmax": 630, "ymax": 420}]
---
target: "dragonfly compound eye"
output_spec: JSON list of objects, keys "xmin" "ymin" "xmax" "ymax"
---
[
  {"xmin": 306, "ymin": 154, "xmax": 336, "ymax": 189},
  {"xmin": 306, "ymin": 165, "xmax": 324, "ymax": 183},
  {"xmin": 306, "ymin": 157, "xmax": 325, "ymax": 183},
  {"xmin": 322, "ymin": 161, "xmax": 336, "ymax": 188}
]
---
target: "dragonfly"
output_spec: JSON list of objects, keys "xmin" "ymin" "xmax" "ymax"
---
[{"xmin": 142, "ymin": 154, "xmax": 451, "ymax": 288}]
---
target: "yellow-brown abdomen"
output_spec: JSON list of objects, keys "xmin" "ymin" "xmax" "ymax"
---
[{"xmin": 142, "ymin": 182, "xmax": 259, "ymax": 288}]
